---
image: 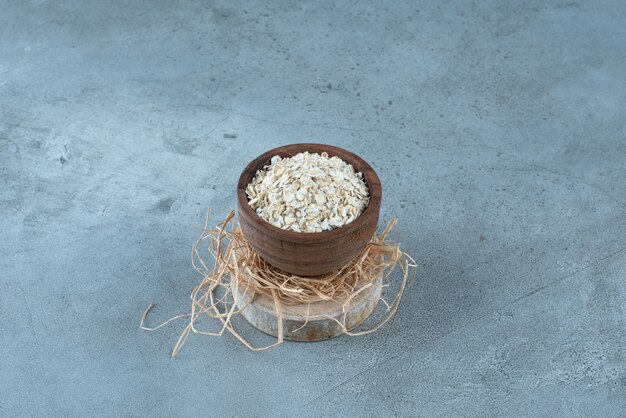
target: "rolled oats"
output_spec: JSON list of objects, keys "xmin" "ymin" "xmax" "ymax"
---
[{"xmin": 246, "ymin": 151, "xmax": 370, "ymax": 233}]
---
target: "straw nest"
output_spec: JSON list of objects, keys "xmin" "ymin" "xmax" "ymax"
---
[{"xmin": 141, "ymin": 210, "xmax": 416, "ymax": 353}]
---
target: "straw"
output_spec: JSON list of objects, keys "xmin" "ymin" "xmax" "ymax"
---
[{"xmin": 140, "ymin": 210, "xmax": 416, "ymax": 353}]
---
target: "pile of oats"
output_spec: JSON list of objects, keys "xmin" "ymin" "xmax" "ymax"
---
[{"xmin": 246, "ymin": 151, "xmax": 370, "ymax": 232}]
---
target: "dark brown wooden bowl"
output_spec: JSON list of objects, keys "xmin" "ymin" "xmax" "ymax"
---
[{"xmin": 237, "ymin": 143, "xmax": 382, "ymax": 277}]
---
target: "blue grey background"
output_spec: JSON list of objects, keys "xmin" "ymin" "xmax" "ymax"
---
[{"xmin": 1, "ymin": 0, "xmax": 625, "ymax": 416}]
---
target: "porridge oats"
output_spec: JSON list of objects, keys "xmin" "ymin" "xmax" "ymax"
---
[{"xmin": 246, "ymin": 151, "xmax": 370, "ymax": 232}]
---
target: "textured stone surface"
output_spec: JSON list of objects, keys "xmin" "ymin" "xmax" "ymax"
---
[{"xmin": 1, "ymin": 0, "xmax": 625, "ymax": 416}]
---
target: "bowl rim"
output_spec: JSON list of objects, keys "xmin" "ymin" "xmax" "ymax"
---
[{"xmin": 237, "ymin": 143, "xmax": 381, "ymax": 241}]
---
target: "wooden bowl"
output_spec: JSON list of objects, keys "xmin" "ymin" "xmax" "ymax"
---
[{"xmin": 237, "ymin": 143, "xmax": 382, "ymax": 277}]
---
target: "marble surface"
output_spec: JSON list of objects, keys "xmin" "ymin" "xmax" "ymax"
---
[{"xmin": 1, "ymin": 0, "xmax": 625, "ymax": 416}]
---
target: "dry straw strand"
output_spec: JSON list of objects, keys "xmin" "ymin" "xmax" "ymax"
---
[{"xmin": 140, "ymin": 210, "xmax": 416, "ymax": 354}]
